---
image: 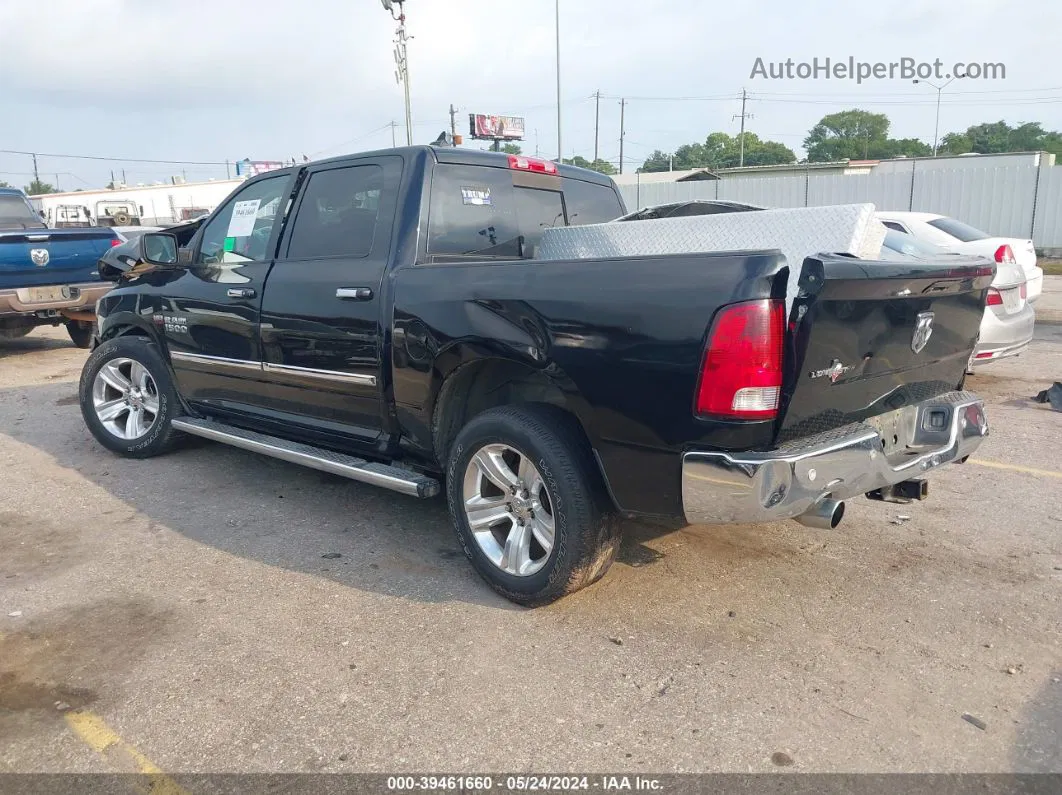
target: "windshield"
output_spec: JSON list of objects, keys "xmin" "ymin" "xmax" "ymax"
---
[
  {"xmin": 881, "ymin": 229, "xmax": 948, "ymax": 258},
  {"xmin": 0, "ymin": 194, "xmax": 45, "ymax": 228},
  {"xmin": 927, "ymin": 217, "xmax": 990, "ymax": 243}
]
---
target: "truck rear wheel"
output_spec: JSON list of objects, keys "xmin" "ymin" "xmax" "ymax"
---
[
  {"xmin": 79, "ymin": 336, "xmax": 182, "ymax": 458},
  {"xmin": 66, "ymin": 320, "xmax": 94, "ymax": 349},
  {"xmin": 446, "ymin": 404, "xmax": 620, "ymax": 606}
]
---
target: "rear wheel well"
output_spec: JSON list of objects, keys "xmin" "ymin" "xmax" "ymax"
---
[{"xmin": 433, "ymin": 359, "xmax": 585, "ymax": 465}]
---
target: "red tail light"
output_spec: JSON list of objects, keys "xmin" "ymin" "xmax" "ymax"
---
[
  {"xmin": 1019, "ymin": 282, "xmax": 1028, "ymax": 300},
  {"xmin": 508, "ymin": 154, "xmax": 558, "ymax": 175},
  {"xmin": 110, "ymin": 238, "xmax": 122, "ymax": 247},
  {"xmin": 985, "ymin": 288, "xmax": 1003, "ymax": 306},
  {"xmin": 994, "ymin": 244, "xmax": 1016, "ymax": 265},
  {"xmin": 695, "ymin": 300, "xmax": 785, "ymax": 419}
]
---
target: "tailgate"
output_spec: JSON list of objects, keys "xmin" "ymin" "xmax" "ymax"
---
[
  {"xmin": 0, "ymin": 230, "xmax": 116, "ymax": 289},
  {"xmin": 777, "ymin": 254, "xmax": 993, "ymax": 444}
]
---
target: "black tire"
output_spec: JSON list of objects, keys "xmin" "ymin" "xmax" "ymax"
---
[
  {"xmin": 79, "ymin": 335, "xmax": 183, "ymax": 458},
  {"xmin": 66, "ymin": 320, "xmax": 94, "ymax": 349},
  {"xmin": 446, "ymin": 404, "xmax": 620, "ymax": 607}
]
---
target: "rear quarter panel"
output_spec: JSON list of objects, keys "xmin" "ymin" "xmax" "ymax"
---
[{"xmin": 391, "ymin": 251, "xmax": 788, "ymax": 515}]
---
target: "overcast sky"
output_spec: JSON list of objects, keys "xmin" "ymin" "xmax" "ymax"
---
[{"xmin": 1, "ymin": 0, "xmax": 1060, "ymax": 191}]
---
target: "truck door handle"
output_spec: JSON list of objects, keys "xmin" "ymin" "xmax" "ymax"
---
[
  {"xmin": 227, "ymin": 288, "xmax": 256, "ymax": 298},
  {"xmin": 336, "ymin": 287, "xmax": 374, "ymax": 301}
]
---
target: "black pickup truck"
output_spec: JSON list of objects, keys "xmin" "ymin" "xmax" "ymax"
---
[{"xmin": 79, "ymin": 146, "xmax": 991, "ymax": 605}]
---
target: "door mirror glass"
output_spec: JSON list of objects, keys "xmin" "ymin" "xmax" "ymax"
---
[{"xmin": 141, "ymin": 232, "xmax": 178, "ymax": 265}]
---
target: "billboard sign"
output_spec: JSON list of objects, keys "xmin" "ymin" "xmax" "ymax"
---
[
  {"xmin": 236, "ymin": 159, "xmax": 287, "ymax": 177},
  {"xmin": 469, "ymin": 114, "xmax": 526, "ymax": 140}
]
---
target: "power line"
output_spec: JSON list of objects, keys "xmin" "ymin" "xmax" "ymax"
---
[
  {"xmin": 750, "ymin": 85, "xmax": 1062, "ymax": 98},
  {"xmin": 0, "ymin": 148, "xmax": 228, "ymax": 165},
  {"xmin": 748, "ymin": 95, "xmax": 1062, "ymax": 107}
]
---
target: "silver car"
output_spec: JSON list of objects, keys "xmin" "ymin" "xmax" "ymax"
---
[{"xmin": 880, "ymin": 230, "xmax": 1034, "ymax": 367}]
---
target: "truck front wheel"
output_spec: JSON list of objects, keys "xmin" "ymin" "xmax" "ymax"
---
[
  {"xmin": 79, "ymin": 336, "xmax": 182, "ymax": 458},
  {"xmin": 446, "ymin": 404, "xmax": 620, "ymax": 606}
]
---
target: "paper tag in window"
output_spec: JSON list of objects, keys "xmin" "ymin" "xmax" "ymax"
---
[
  {"xmin": 226, "ymin": 199, "xmax": 261, "ymax": 237},
  {"xmin": 461, "ymin": 187, "xmax": 492, "ymax": 206}
]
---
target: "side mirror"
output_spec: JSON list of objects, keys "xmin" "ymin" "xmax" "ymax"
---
[{"xmin": 141, "ymin": 232, "xmax": 178, "ymax": 266}]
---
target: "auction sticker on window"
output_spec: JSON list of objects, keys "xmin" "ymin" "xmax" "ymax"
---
[
  {"xmin": 226, "ymin": 199, "xmax": 261, "ymax": 237},
  {"xmin": 461, "ymin": 187, "xmax": 492, "ymax": 206}
]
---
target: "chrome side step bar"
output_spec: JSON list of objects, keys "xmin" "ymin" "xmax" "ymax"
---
[{"xmin": 171, "ymin": 418, "xmax": 440, "ymax": 498}]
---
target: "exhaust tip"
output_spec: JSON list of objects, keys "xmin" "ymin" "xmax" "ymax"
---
[
  {"xmin": 829, "ymin": 500, "xmax": 845, "ymax": 528},
  {"xmin": 796, "ymin": 498, "xmax": 845, "ymax": 530}
]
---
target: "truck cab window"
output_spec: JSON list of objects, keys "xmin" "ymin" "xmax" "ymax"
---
[
  {"xmin": 428, "ymin": 165, "xmax": 519, "ymax": 258},
  {"xmin": 514, "ymin": 187, "xmax": 566, "ymax": 244},
  {"xmin": 559, "ymin": 177, "xmax": 625, "ymax": 225},
  {"xmin": 285, "ymin": 165, "xmax": 384, "ymax": 260},
  {"xmin": 196, "ymin": 175, "xmax": 289, "ymax": 265}
]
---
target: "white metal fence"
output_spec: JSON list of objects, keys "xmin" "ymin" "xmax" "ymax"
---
[{"xmin": 617, "ymin": 162, "xmax": 1062, "ymax": 250}]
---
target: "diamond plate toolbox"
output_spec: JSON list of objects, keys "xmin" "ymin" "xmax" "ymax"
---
[{"xmin": 538, "ymin": 203, "xmax": 886, "ymax": 305}]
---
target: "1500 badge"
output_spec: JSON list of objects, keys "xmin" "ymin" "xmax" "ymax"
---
[{"xmin": 153, "ymin": 314, "xmax": 188, "ymax": 334}]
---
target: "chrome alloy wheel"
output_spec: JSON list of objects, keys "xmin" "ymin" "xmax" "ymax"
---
[
  {"xmin": 91, "ymin": 357, "xmax": 160, "ymax": 440},
  {"xmin": 462, "ymin": 443, "xmax": 556, "ymax": 577}
]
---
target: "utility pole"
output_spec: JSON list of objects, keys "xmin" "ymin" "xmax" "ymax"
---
[
  {"xmin": 733, "ymin": 88, "xmax": 753, "ymax": 167},
  {"xmin": 55, "ymin": 174, "xmax": 60, "ymax": 191},
  {"xmin": 122, "ymin": 169, "xmax": 127, "ymax": 184},
  {"xmin": 593, "ymin": 90, "xmax": 601, "ymax": 163},
  {"xmin": 555, "ymin": 0, "xmax": 562, "ymax": 161},
  {"xmin": 225, "ymin": 160, "xmax": 231, "ymax": 179},
  {"xmin": 535, "ymin": 129, "xmax": 540, "ymax": 157},
  {"xmin": 389, "ymin": 121, "xmax": 398, "ymax": 148},
  {"xmin": 110, "ymin": 170, "xmax": 115, "ymax": 188},
  {"xmin": 31, "ymin": 153, "xmax": 39, "ymax": 185},
  {"xmin": 618, "ymin": 98, "xmax": 627, "ymax": 175},
  {"xmin": 449, "ymin": 104, "xmax": 458, "ymax": 142},
  {"xmin": 384, "ymin": 1, "xmax": 413, "ymax": 146}
]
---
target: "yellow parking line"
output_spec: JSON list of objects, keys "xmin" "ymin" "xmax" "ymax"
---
[
  {"xmin": 64, "ymin": 710, "xmax": 187, "ymax": 795},
  {"xmin": 970, "ymin": 459, "xmax": 1062, "ymax": 480}
]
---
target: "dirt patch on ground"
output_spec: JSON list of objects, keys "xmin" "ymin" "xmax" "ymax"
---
[
  {"xmin": 0, "ymin": 599, "xmax": 175, "ymax": 738},
  {"xmin": 0, "ymin": 511, "xmax": 83, "ymax": 581}
]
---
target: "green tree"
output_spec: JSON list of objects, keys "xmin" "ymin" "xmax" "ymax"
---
[
  {"xmin": 562, "ymin": 155, "xmax": 617, "ymax": 175},
  {"xmin": 938, "ymin": 132, "xmax": 973, "ymax": 155},
  {"xmin": 1042, "ymin": 131, "xmax": 1062, "ymax": 159},
  {"xmin": 501, "ymin": 143, "xmax": 522, "ymax": 155},
  {"xmin": 938, "ymin": 120, "xmax": 1062, "ymax": 157},
  {"xmin": 639, "ymin": 132, "xmax": 794, "ymax": 172},
  {"xmin": 587, "ymin": 158, "xmax": 616, "ymax": 175},
  {"xmin": 563, "ymin": 155, "xmax": 592, "ymax": 169},
  {"xmin": 24, "ymin": 180, "xmax": 55, "ymax": 195},
  {"xmin": 804, "ymin": 109, "xmax": 893, "ymax": 161},
  {"xmin": 639, "ymin": 150, "xmax": 673, "ymax": 172},
  {"xmin": 0, "ymin": 180, "xmax": 9, "ymax": 188}
]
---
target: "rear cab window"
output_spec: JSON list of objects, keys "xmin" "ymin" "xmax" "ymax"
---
[
  {"xmin": 426, "ymin": 163, "xmax": 623, "ymax": 260},
  {"xmin": 927, "ymin": 217, "xmax": 989, "ymax": 243}
]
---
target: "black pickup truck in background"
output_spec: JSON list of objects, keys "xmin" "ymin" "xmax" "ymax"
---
[{"xmin": 79, "ymin": 147, "xmax": 991, "ymax": 605}]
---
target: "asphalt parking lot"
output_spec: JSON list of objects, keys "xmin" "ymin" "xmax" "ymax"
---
[{"xmin": 1, "ymin": 325, "xmax": 1061, "ymax": 776}]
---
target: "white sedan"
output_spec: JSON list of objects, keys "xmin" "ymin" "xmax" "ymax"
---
[{"xmin": 875, "ymin": 211, "xmax": 1043, "ymax": 303}]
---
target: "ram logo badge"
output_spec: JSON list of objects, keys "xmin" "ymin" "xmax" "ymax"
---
[
  {"xmin": 30, "ymin": 248, "xmax": 49, "ymax": 266},
  {"xmin": 912, "ymin": 312, "xmax": 935, "ymax": 354}
]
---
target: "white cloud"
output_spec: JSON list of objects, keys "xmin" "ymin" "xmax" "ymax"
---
[{"xmin": 1, "ymin": 0, "xmax": 1059, "ymax": 187}]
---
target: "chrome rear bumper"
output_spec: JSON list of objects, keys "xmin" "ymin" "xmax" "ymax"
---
[
  {"xmin": 682, "ymin": 391, "xmax": 988, "ymax": 526},
  {"xmin": 0, "ymin": 282, "xmax": 111, "ymax": 315}
]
